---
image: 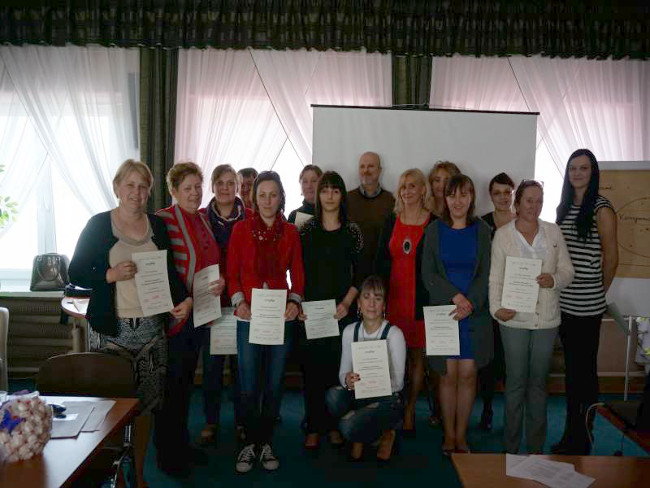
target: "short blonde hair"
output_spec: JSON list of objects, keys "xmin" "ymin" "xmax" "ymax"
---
[
  {"xmin": 166, "ymin": 161, "xmax": 203, "ymax": 194},
  {"xmin": 112, "ymin": 159, "xmax": 153, "ymax": 198},
  {"xmin": 394, "ymin": 168, "xmax": 431, "ymax": 214},
  {"xmin": 428, "ymin": 161, "xmax": 461, "ymax": 187}
]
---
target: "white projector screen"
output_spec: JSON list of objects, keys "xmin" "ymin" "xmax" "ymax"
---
[{"xmin": 312, "ymin": 106, "xmax": 538, "ymax": 216}]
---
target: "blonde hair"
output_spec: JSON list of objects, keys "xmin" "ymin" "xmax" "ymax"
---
[
  {"xmin": 427, "ymin": 161, "xmax": 461, "ymax": 211},
  {"xmin": 394, "ymin": 168, "xmax": 430, "ymax": 214},
  {"xmin": 112, "ymin": 159, "xmax": 153, "ymax": 198},
  {"xmin": 166, "ymin": 161, "xmax": 203, "ymax": 194}
]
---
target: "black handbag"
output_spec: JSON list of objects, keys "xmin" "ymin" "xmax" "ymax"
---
[{"xmin": 30, "ymin": 253, "xmax": 70, "ymax": 291}]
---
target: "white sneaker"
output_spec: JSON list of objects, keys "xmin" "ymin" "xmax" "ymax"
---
[
  {"xmin": 235, "ymin": 444, "xmax": 256, "ymax": 474},
  {"xmin": 259, "ymin": 443, "xmax": 280, "ymax": 471}
]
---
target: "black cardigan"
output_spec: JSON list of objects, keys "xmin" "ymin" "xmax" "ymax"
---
[
  {"xmin": 374, "ymin": 212, "xmax": 437, "ymax": 321},
  {"xmin": 68, "ymin": 211, "xmax": 188, "ymax": 336}
]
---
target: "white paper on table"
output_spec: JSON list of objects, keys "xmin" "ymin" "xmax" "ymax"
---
[
  {"xmin": 293, "ymin": 212, "xmax": 312, "ymax": 228},
  {"xmin": 506, "ymin": 454, "xmax": 532, "ymax": 478},
  {"xmin": 423, "ymin": 305, "xmax": 460, "ymax": 356},
  {"xmin": 193, "ymin": 264, "xmax": 222, "ymax": 327},
  {"xmin": 301, "ymin": 299, "xmax": 340, "ymax": 340},
  {"xmin": 62, "ymin": 400, "xmax": 116, "ymax": 431},
  {"xmin": 501, "ymin": 256, "xmax": 543, "ymax": 313},
  {"xmin": 249, "ymin": 288, "xmax": 287, "ymax": 345},
  {"xmin": 210, "ymin": 307, "xmax": 238, "ymax": 355},
  {"xmin": 132, "ymin": 250, "xmax": 175, "ymax": 316},
  {"xmin": 51, "ymin": 403, "xmax": 95, "ymax": 438},
  {"xmin": 351, "ymin": 339, "xmax": 392, "ymax": 400},
  {"xmin": 507, "ymin": 456, "xmax": 594, "ymax": 488}
]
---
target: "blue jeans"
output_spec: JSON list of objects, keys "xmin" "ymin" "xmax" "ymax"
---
[
  {"xmin": 237, "ymin": 320, "xmax": 295, "ymax": 445},
  {"xmin": 201, "ymin": 331, "xmax": 242, "ymax": 425},
  {"xmin": 325, "ymin": 386, "xmax": 403, "ymax": 443}
]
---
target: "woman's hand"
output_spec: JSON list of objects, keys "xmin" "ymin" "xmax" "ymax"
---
[
  {"xmin": 170, "ymin": 297, "xmax": 193, "ymax": 320},
  {"xmin": 236, "ymin": 301, "xmax": 252, "ymax": 320},
  {"xmin": 345, "ymin": 371, "xmax": 360, "ymax": 390},
  {"xmin": 208, "ymin": 276, "xmax": 226, "ymax": 297},
  {"xmin": 107, "ymin": 260, "xmax": 137, "ymax": 283},
  {"xmin": 536, "ymin": 273, "xmax": 554, "ymax": 289},
  {"xmin": 451, "ymin": 293, "xmax": 473, "ymax": 319},
  {"xmin": 285, "ymin": 301, "xmax": 299, "ymax": 321},
  {"xmin": 495, "ymin": 308, "xmax": 516, "ymax": 322},
  {"xmin": 334, "ymin": 301, "xmax": 350, "ymax": 320}
]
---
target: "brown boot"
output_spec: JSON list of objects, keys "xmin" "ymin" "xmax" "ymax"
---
[
  {"xmin": 349, "ymin": 442, "xmax": 363, "ymax": 461},
  {"xmin": 377, "ymin": 429, "xmax": 396, "ymax": 462}
]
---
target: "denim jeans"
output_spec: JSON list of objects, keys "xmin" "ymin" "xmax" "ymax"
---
[
  {"xmin": 201, "ymin": 330, "xmax": 242, "ymax": 426},
  {"xmin": 237, "ymin": 319, "xmax": 295, "ymax": 445},
  {"xmin": 325, "ymin": 386, "xmax": 403, "ymax": 443}
]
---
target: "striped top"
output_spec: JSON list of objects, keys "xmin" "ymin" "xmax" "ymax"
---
[{"xmin": 559, "ymin": 195, "xmax": 613, "ymax": 316}]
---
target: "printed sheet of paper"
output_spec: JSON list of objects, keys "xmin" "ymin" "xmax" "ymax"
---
[
  {"xmin": 62, "ymin": 400, "xmax": 116, "ymax": 432},
  {"xmin": 193, "ymin": 264, "xmax": 222, "ymax": 327},
  {"xmin": 132, "ymin": 250, "xmax": 174, "ymax": 316},
  {"xmin": 293, "ymin": 211, "xmax": 312, "ymax": 228},
  {"xmin": 210, "ymin": 307, "xmax": 238, "ymax": 355},
  {"xmin": 51, "ymin": 403, "xmax": 95, "ymax": 438},
  {"xmin": 249, "ymin": 288, "xmax": 287, "ymax": 345},
  {"xmin": 423, "ymin": 305, "xmax": 460, "ymax": 356},
  {"xmin": 301, "ymin": 299, "xmax": 340, "ymax": 340},
  {"xmin": 506, "ymin": 455, "xmax": 595, "ymax": 488},
  {"xmin": 501, "ymin": 256, "xmax": 543, "ymax": 313},
  {"xmin": 351, "ymin": 339, "xmax": 392, "ymax": 399}
]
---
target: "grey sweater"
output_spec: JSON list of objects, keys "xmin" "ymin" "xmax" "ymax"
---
[{"xmin": 422, "ymin": 219, "xmax": 493, "ymax": 373}]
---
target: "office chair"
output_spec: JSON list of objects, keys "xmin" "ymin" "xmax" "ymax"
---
[{"xmin": 37, "ymin": 352, "xmax": 137, "ymax": 488}]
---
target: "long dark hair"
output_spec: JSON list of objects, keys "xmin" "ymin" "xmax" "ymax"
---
[
  {"xmin": 441, "ymin": 174, "xmax": 476, "ymax": 227},
  {"xmin": 556, "ymin": 149, "xmax": 600, "ymax": 241},
  {"xmin": 315, "ymin": 171, "xmax": 348, "ymax": 224}
]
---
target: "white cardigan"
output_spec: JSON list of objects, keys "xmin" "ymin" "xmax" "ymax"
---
[{"xmin": 489, "ymin": 220, "xmax": 574, "ymax": 330}]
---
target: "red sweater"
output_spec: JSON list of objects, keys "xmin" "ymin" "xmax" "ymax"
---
[{"xmin": 227, "ymin": 218, "xmax": 304, "ymax": 306}]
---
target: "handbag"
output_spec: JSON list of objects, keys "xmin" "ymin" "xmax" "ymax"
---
[{"xmin": 30, "ymin": 253, "xmax": 70, "ymax": 291}]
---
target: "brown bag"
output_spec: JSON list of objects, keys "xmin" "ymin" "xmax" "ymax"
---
[{"xmin": 30, "ymin": 253, "xmax": 70, "ymax": 291}]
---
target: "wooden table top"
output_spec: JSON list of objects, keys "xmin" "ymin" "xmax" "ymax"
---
[
  {"xmin": 0, "ymin": 396, "xmax": 139, "ymax": 488},
  {"xmin": 451, "ymin": 453, "xmax": 650, "ymax": 487},
  {"xmin": 60, "ymin": 297, "xmax": 89, "ymax": 320}
]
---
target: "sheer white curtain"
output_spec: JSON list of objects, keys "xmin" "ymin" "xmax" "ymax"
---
[
  {"xmin": 430, "ymin": 54, "xmax": 650, "ymax": 220},
  {"xmin": 175, "ymin": 48, "xmax": 391, "ymax": 211},
  {"xmin": 0, "ymin": 45, "xmax": 139, "ymax": 272}
]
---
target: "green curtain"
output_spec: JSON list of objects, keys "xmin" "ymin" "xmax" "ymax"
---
[
  {"xmin": 139, "ymin": 47, "xmax": 178, "ymax": 213},
  {"xmin": 392, "ymin": 55, "xmax": 432, "ymax": 107},
  {"xmin": 0, "ymin": 1, "xmax": 648, "ymax": 59}
]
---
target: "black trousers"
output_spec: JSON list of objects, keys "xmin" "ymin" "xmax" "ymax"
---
[{"xmin": 559, "ymin": 311, "xmax": 603, "ymax": 449}]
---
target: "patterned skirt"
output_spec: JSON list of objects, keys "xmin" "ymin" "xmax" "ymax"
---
[{"xmin": 89, "ymin": 315, "xmax": 167, "ymax": 414}]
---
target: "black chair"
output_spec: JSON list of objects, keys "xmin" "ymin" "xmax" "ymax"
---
[{"xmin": 37, "ymin": 352, "xmax": 137, "ymax": 488}]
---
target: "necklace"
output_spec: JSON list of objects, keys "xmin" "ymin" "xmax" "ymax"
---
[{"xmin": 361, "ymin": 322, "xmax": 383, "ymax": 340}]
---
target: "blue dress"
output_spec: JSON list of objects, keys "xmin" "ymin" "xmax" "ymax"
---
[{"xmin": 439, "ymin": 222, "xmax": 478, "ymax": 359}]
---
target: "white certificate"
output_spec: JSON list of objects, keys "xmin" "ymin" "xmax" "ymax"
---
[
  {"xmin": 193, "ymin": 264, "xmax": 222, "ymax": 327},
  {"xmin": 423, "ymin": 305, "xmax": 460, "ymax": 356},
  {"xmin": 301, "ymin": 299, "xmax": 340, "ymax": 340},
  {"xmin": 351, "ymin": 339, "xmax": 392, "ymax": 399},
  {"xmin": 210, "ymin": 307, "xmax": 237, "ymax": 355},
  {"xmin": 293, "ymin": 211, "xmax": 312, "ymax": 228},
  {"xmin": 132, "ymin": 250, "xmax": 175, "ymax": 316},
  {"xmin": 501, "ymin": 256, "xmax": 543, "ymax": 313},
  {"xmin": 249, "ymin": 288, "xmax": 287, "ymax": 345}
]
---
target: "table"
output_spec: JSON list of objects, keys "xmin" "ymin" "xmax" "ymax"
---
[
  {"xmin": 451, "ymin": 453, "xmax": 650, "ymax": 487},
  {"xmin": 0, "ymin": 396, "xmax": 139, "ymax": 488},
  {"xmin": 598, "ymin": 404, "xmax": 650, "ymax": 453},
  {"xmin": 60, "ymin": 298, "xmax": 90, "ymax": 352}
]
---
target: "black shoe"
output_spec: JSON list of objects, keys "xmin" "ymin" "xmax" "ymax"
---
[
  {"xmin": 158, "ymin": 458, "xmax": 191, "ymax": 478},
  {"xmin": 478, "ymin": 408, "xmax": 493, "ymax": 431},
  {"xmin": 189, "ymin": 446, "xmax": 209, "ymax": 466}
]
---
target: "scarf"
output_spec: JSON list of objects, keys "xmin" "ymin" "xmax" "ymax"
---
[
  {"xmin": 251, "ymin": 211, "xmax": 284, "ymax": 285},
  {"xmin": 205, "ymin": 196, "xmax": 246, "ymax": 250}
]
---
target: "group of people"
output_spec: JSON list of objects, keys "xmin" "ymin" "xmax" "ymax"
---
[{"xmin": 68, "ymin": 148, "xmax": 617, "ymax": 485}]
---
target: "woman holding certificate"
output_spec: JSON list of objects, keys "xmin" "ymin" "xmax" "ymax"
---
[
  {"xmin": 155, "ymin": 162, "xmax": 226, "ymax": 476},
  {"xmin": 288, "ymin": 164, "xmax": 323, "ymax": 225},
  {"xmin": 326, "ymin": 276, "xmax": 406, "ymax": 462},
  {"xmin": 69, "ymin": 159, "xmax": 191, "ymax": 488},
  {"xmin": 375, "ymin": 168, "xmax": 435, "ymax": 435},
  {"xmin": 299, "ymin": 171, "xmax": 363, "ymax": 450},
  {"xmin": 227, "ymin": 171, "xmax": 305, "ymax": 473},
  {"xmin": 489, "ymin": 180, "xmax": 574, "ymax": 454},
  {"xmin": 422, "ymin": 174, "xmax": 492, "ymax": 455},
  {"xmin": 199, "ymin": 164, "xmax": 248, "ymax": 445},
  {"xmin": 553, "ymin": 149, "xmax": 618, "ymax": 455}
]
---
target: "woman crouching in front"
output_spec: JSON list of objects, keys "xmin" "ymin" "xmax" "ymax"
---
[{"xmin": 326, "ymin": 275, "xmax": 406, "ymax": 462}]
